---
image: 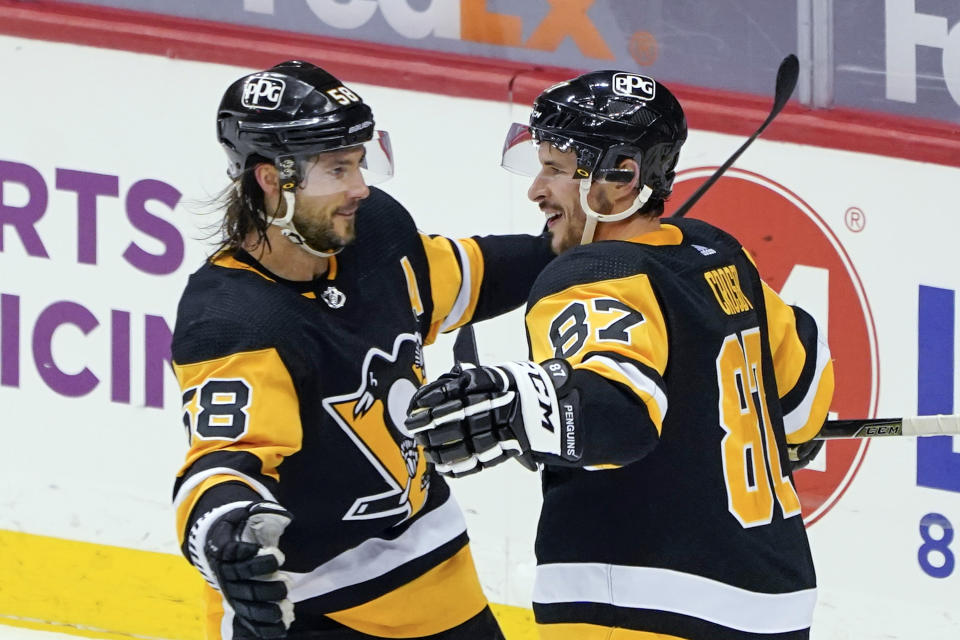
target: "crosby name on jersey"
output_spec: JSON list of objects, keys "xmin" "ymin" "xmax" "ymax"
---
[{"xmin": 525, "ymin": 217, "xmax": 833, "ymax": 640}]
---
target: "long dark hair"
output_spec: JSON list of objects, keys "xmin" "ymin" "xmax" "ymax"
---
[{"xmin": 216, "ymin": 167, "xmax": 279, "ymax": 252}]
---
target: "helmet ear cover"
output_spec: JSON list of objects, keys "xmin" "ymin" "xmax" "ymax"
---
[
  {"xmin": 233, "ymin": 153, "xmax": 312, "ymax": 201},
  {"xmin": 592, "ymin": 142, "xmax": 644, "ymax": 184},
  {"xmin": 274, "ymin": 155, "xmax": 302, "ymax": 192}
]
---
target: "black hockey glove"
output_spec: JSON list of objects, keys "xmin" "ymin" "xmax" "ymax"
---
[
  {"xmin": 406, "ymin": 359, "xmax": 581, "ymax": 478},
  {"xmin": 187, "ymin": 501, "xmax": 294, "ymax": 639},
  {"xmin": 787, "ymin": 438, "xmax": 825, "ymax": 472}
]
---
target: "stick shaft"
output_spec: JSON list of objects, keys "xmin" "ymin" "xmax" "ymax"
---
[
  {"xmin": 672, "ymin": 54, "xmax": 798, "ymax": 219},
  {"xmin": 457, "ymin": 326, "xmax": 959, "ymax": 442},
  {"xmin": 452, "ymin": 324, "xmax": 480, "ymax": 366},
  {"xmin": 814, "ymin": 414, "xmax": 960, "ymax": 440}
]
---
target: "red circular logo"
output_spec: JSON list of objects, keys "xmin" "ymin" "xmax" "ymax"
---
[{"xmin": 670, "ymin": 169, "xmax": 879, "ymax": 526}]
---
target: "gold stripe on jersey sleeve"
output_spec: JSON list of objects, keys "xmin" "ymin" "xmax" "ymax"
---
[
  {"xmin": 174, "ymin": 348, "xmax": 302, "ymax": 525},
  {"xmin": 453, "ymin": 237, "xmax": 485, "ymax": 329},
  {"xmin": 538, "ymin": 622, "xmax": 688, "ymax": 639},
  {"xmin": 400, "ymin": 255, "xmax": 425, "ymax": 317},
  {"xmin": 761, "ymin": 283, "xmax": 807, "ymax": 398},
  {"xmin": 527, "ymin": 273, "xmax": 668, "ymax": 373},
  {"xmin": 420, "ymin": 234, "xmax": 485, "ymax": 344},
  {"xmin": 420, "ymin": 234, "xmax": 461, "ymax": 342},
  {"xmin": 576, "ymin": 357, "xmax": 665, "ymax": 434},
  {"xmin": 325, "ymin": 545, "xmax": 488, "ymax": 637},
  {"xmin": 175, "ymin": 348, "xmax": 302, "ymax": 477},
  {"xmin": 788, "ymin": 358, "xmax": 835, "ymax": 444},
  {"xmin": 527, "ymin": 273, "xmax": 668, "ymax": 433}
]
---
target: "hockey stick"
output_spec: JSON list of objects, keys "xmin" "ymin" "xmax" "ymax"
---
[
  {"xmin": 814, "ymin": 414, "xmax": 960, "ymax": 440},
  {"xmin": 452, "ymin": 323, "xmax": 480, "ymax": 366},
  {"xmin": 454, "ymin": 328, "xmax": 960, "ymax": 441},
  {"xmin": 660, "ymin": 59, "xmax": 958, "ymax": 442},
  {"xmin": 671, "ymin": 53, "xmax": 799, "ymax": 219}
]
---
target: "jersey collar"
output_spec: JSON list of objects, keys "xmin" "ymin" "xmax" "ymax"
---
[
  {"xmin": 626, "ymin": 223, "xmax": 683, "ymax": 246},
  {"xmin": 216, "ymin": 249, "xmax": 338, "ymax": 297}
]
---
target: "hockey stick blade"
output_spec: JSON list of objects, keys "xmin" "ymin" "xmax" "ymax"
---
[
  {"xmin": 452, "ymin": 324, "xmax": 480, "ymax": 366},
  {"xmin": 671, "ymin": 54, "xmax": 799, "ymax": 219},
  {"xmin": 448, "ymin": 323, "xmax": 538, "ymax": 472},
  {"xmin": 814, "ymin": 414, "xmax": 960, "ymax": 440}
]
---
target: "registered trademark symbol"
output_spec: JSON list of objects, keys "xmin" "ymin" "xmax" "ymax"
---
[{"xmin": 845, "ymin": 207, "xmax": 866, "ymax": 232}]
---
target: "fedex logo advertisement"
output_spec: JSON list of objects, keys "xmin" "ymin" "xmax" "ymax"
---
[{"xmin": 243, "ymin": 0, "xmax": 617, "ymax": 60}]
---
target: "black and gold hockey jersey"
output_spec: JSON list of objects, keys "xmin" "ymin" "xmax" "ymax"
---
[
  {"xmin": 172, "ymin": 187, "xmax": 553, "ymax": 638},
  {"xmin": 524, "ymin": 218, "xmax": 833, "ymax": 640}
]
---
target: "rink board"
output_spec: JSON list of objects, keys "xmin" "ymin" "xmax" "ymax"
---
[{"xmin": 0, "ymin": 26, "xmax": 959, "ymax": 640}]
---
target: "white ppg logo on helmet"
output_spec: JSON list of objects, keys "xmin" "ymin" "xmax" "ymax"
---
[
  {"xmin": 612, "ymin": 73, "xmax": 656, "ymax": 101},
  {"xmin": 242, "ymin": 75, "xmax": 286, "ymax": 110}
]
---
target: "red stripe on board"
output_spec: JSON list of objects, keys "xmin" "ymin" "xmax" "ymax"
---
[{"xmin": 2, "ymin": 0, "xmax": 959, "ymax": 167}]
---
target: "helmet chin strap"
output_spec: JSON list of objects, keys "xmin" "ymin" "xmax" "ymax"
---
[
  {"xmin": 578, "ymin": 179, "xmax": 653, "ymax": 245},
  {"xmin": 271, "ymin": 190, "xmax": 343, "ymax": 258}
]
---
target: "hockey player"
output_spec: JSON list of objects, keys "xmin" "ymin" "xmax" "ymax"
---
[
  {"xmin": 407, "ymin": 71, "xmax": 834, "ymax": 639},
  {"xmin": 172, "ymin": 61, "xmax": 554, "ymax": 639}
]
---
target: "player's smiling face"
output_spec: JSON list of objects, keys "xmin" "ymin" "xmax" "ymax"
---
[
  {"xmin": 527, "ymin": 143, "xmax": 622, "ymax": 253},
  {"xmin": 527, "ymin": 143, "xmax": 619, "ymax": 254},
  {"xmin": 293, "ymin": 147, "xmax": 369, "ymax": 252},
  {"xmin": 527, "ymin": 143, "xmax": 589, "ymax": 254}
]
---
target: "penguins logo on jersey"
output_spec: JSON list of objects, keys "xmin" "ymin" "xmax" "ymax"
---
[{"xmin": 323, "ymin": 333, "xmax": 429, "ymax": 521}]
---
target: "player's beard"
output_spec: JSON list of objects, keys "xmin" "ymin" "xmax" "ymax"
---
[
  {"xmin": 552, "ymin": 209, "xmax": 584, "ymax": 254},
  {"xmin": 552, "ymin": 190, "xmax": 614, "ymax": 253},
  {"xmin": 293, "ymin": 207, "xmax": 356, "ymax": 254}
]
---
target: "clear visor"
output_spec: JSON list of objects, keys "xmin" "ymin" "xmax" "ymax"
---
[
  {"xmin": 292, "ymin": 130, "xmax": 394, "ymax": 196},
  {"xmin": 500, "ymin": 122, "xmax": 623, "ymax": 185},
  {"xmin": 501, "ymin": 122, "xmax": 544, "ymax": 177},
  {"xmin": 500, "ymin": 122, "xmax": 599, "ymax": 180}
]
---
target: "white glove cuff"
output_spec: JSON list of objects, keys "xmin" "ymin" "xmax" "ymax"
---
[
  {"xmin": 186, "ymin": 500, "xmax": 253, "ymax": 590},
  {"xmin": 496, "ymin": 361, "xmax": 563, "ymax": 457}
]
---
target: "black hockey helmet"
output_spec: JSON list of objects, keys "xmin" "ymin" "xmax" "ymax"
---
[
  {"xmin": 503, "ymin": 70, "xmax": 686, "ymax": 201},
  {"xmin": 217, "ymin": 60, "xmax": 392, "ymax": 188}
]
